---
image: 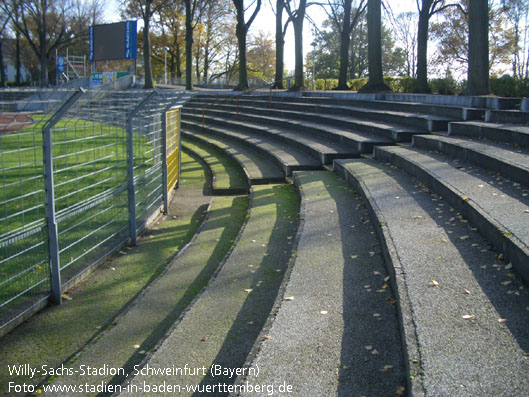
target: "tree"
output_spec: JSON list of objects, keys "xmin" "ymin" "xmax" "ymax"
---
[
  {"xmin": 392, "ymin": 11, "xmax": 418, "ymax": 77},
  {"xmin": 501, "ymin": 0, "xmax": 529, "ymax": 78},
  {"xmin": 272, "ymin": 0, "xmax": 290, "ymax": 88},
  {"xmin": 324, "ymin": 0, "xmax": 367, "ymax": 89},
  {"xmin": 415, "ymin": 0, "xmax": 460, "ymax": 93},
  {"xmin": 157, "ymin": 4, "xmax": 186, "ymax": 82},
  {"xmin": 284, "ymin": 0, "xmax": 307, "ymax": 90},
  {"xmin": 431, "ymin": 1, "xmax": 514, "ymax": 77},
  {"xmin": 233, "ymin": 0, "xmax": 262, "ymax": 90},
  {"xmin": 466, "ymin": 0, "xmax": 489, "ymax": 95},
  {"xmin": 0, "ymin": 7, "xmax": 11, "ymax": 87},
  {"xmin": 247, "ymin": 30, "xmax": 275, "ymax": 80},
  {"xmin": 359, "ymin": 0, "xmax": 390, "ymax": 91},
  {"xmin": 123, "ymin": 0, "xmax": 174, "ymax": 89}
]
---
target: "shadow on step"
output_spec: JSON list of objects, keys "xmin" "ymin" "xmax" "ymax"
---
[
  {"xmin": 392, "ymin": 167, "xmax": 529, "ymax": 355},
  {"xmin": 327, "ymin": 178, "xmax": 406, "ymax": 396},
  {"xmin": 103, "ymin": 197, "xmax": 249, "ymax": 395},
  {"xmin": 193, "ymin": 186, "xmax": 300, "ymax": 396}
]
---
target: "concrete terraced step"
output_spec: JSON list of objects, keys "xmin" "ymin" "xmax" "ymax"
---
[
  {"xmin": 373, "ymin": 145, "xmax": 529, "ymax": 284},
  {"xmin": 413, "ymin": 134, "xmax": 529, "ymax": 188},
  {"xmin": 238, "ymin": 171, "xmax": 405, "ymax": 396},
  {"xmin": 180, "ymin": 119, "xmax": 323, "ymax": 176},
  {"xmin": 486, "ymin": 109, "xmax": 529, "ymax": 125},
  {"xmin": 182, "ymin": 140, "xmax": 249, "ymax": 195},
  {"xmin": 449, "ymin": 121, "xmax": 529, "ymax": 148},
  {"xmin": 44, "ymin": 195, "xmax": 249, "ymax": 395},
  {"xmin": 185, "ymin": 101, "xmax": 419, "ymax": 142},
  {"xmin": 182, "ymin": 111, "xmax": 361, "ymax": 164},
  {"xmin": 192, "ymin": 94, "xmax": 484, "ymax": 121},
  {"xmin": 191, "ymin": 96, "xmax": 452, "ymax": 132},
  {"xmin": 181, "ymin": 130, "xmax": 285, "ymax": 185},
  {"xmin": 334, "ymin": 158, "xmax": 529, "ymax": 396},
  {"xmin": 121, "ymin": 184, "xmax": 300, "ymax": 396},
  {"xmin": 182, "ymin": 109, "xmax": 389, "ymax": 157}
]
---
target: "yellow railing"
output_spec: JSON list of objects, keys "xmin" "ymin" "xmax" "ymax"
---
[{"xmin": 166, "ymin": 108, "xmax": 180, "ymax": 191}]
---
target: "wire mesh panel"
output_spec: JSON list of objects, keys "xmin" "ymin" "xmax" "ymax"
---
[
  {"xmin": 131, "ymin": 92, "xmax": 186, "ymax": 232},
  {"xmin": 166, "ymin": 108, "xmax": 181, "ymax": 191},
  {"xmin": 50, "ymin": 90, "xmax": 150, "ymax": 284},
  {"xmin": 0, "ymin": 113, "xmax": 54, "ymax": 328},
  {"xmin": 0, "ymin": 88, "xmax": 189, "ymax": 333}
]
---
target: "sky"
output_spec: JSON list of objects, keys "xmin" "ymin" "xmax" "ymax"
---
[{"xmin": 104, "ymin": 0, "xmax": 417, "ymax": 72}]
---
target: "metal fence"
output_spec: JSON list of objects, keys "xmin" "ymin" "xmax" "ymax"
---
[{"xmin": 0, "ymin": 88, "xmax": 188, "ymax": 335}]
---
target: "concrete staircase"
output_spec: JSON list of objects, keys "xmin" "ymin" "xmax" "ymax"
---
[{"xmin": 41, "ymin": 92, "xmax": 529, "ymax": 396}]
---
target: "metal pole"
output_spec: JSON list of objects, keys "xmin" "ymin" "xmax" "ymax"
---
[
  {"xmin": 164, "ymin": 49, "xmax": 167, "ymax": 85},
  {"xmin": 162, "ymin": 110, "xmax": 168, "ymax": 214},
  {"xmin": 41, "ymin": 89, "xmax": 83, "ymax": 305},
  {"xmin": 43, "ymin": 126, "xmax": 61, "ymax": 304},
  {"xmin": 126, "ymin": 116, "xmax": 137, "ymax": 246}
]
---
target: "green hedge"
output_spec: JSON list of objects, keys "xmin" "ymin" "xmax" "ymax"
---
[{"xmin": 304, "ymin": 75, "xmax": 529, "ymax": 98}]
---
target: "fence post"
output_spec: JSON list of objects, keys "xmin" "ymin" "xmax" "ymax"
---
[
  {"xmin": 42, "ymin": 89, "xmax": 84, "ymax": 305},
  {"xmin": 162, "ymin": 110, "xmax": 169, "ymax": 214},
  {"xmin": 126, "ymin": 91, "xmax": 156, "ymax": 246}
]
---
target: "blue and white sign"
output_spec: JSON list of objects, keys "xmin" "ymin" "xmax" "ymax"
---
[
  {"xmin": 57, "ymin": 56, "xmax": 64, "ymax": 73},
  {"xmin": 125, "ymin": 20, "xmax": 137, "ymax": 60},
  {"xmin": 88, "ymin": 26, "xmax": 94, "ymax": 62}
]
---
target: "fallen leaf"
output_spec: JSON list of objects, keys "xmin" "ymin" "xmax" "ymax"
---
[
  {"xmin": 396, "ymin": 386, "xmax": 406, "ymax": 395},
  {"xmin": 351, "ymin": 255, "xmax": 358, "ymax": 259},
  {"xmin": 505, "ymin": 263, "xmax": 513, "ymax": 270},
  {"xmin": 462, "ymin": 314, "xmax": 476, "ymax": 320},
  {"xmin": 133, "ymin": 344, "xmax": 141, "ymax": 348},
  {"xmin": 200, "ymin": 336, "xmax": 208, "ymax": 342},
  {"xmin": 263, "ymin": 335, "xmax": 271, "ymax": 340},
  {"xmin": 463, "ymin": 289, "xmax": 471, "ymax": 295},
  {"xmin": 245, "ymin": 289, "xmax": 253, "ymax": 293},
  {"xmin": 502, "ymin": 280, "xmax": 512, "ymax": 286},
  {"xmin": 365, "ymin": 345, "xmax": 373, "ymax": 350},
  {"xmin": 320, "ymin": 310, "xmax": 328, "ymax": 315},
  {"xmin": 524, "ymin": 210, "xmax": 529, "ymax": 214},
  {"xmin": 384, "ymin": 276, "xmax": 390, "ymax": 282},
  {"xmin": 498, "ymin": 318, "xmax": 507, "ymax": 323},
  {"xmin": 373, "ymin": 271, "xmax": 381, "ymax": 276},
  {"xmin": 284, "ymin": 296, "xmax": 295, "ymax": 301},
  {"xmin": 373, "ymin": 313, "xmax": 381, "ymax": 318},
  {"xmin": 380, "ymin": 365, "xmax": 394, "ymax": 372},
  {"xmin": 371, "ymin": 349, "xmax": 380, "ymax": 355},
  {"xmin": 462, "ymin": 196, "xmax": 469, "ymax": 201},
  {"xmin": 428, "ymin": 279, "xmax": 440, "ymax": 287},
  {"xmin": 343, "ymin": 365, "xmax": 352, "ymax": 370},
  {"xmin": 61, "ymin": 293, "xmax": 72, "ymax": 300}
]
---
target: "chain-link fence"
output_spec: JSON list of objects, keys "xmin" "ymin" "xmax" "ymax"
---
[{"xmin": 0, "ymin": 88, "xmax": 188, "ymax": 335}]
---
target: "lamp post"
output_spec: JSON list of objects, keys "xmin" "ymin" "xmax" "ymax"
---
[
  {"xmin": 164, "ymin": 47, "xmax": 169, "ymax": 85},
  {"xmin": 311, "ymin": 41, "xmax": 316, "ymax": 91}
]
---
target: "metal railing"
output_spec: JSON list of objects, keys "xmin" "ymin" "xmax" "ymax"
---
[{"xmin": 0, "ymin": 88, "xmax": 186, "ymax": 335}]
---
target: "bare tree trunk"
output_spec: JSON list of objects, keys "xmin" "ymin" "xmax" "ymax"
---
[
  {"xmin": 15, "ymin": 29, "xmax": 21, "ymax": 85},
  {"xmin": 235, "ymin": 17, "xmax": 249, "ymax": 90},
  {"xmin": 176, "ymin": 42, "xmax": 182, "ymax": 79},
  {"xmin": 273, "ymin": 0, "xmax": 284, "ymax": 88},
  {"xmin": 185, "ymin": 0, "xmax": 193, "ymax": 90},
  {"xmin": 0, "ymin": 39, "xmax": 6, "ymax": 87},
  {"xmin": 466, "ymin": 0, "xmax": 489, "ymax": 95},
  {"xmin": 359, "ymin": 0, "xmax": 390, "ymax": 92},
  {"xmin": 338, "ymin": 0, "xmax": 352, "ymax": 90},
  {"xmin": 415, "ymin": 0, "xmax": 431, "ymax": 93},
  {"xmin": 39, "ymin": 1, "xmax": 48, "ymax": 88},
  {"xmin": 292, "ymin": 5, "xmax": 306, "ymax": 90},
  {"xmin": 142, "ymin": 1, "xmax": 154, "ymax": 89}
]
